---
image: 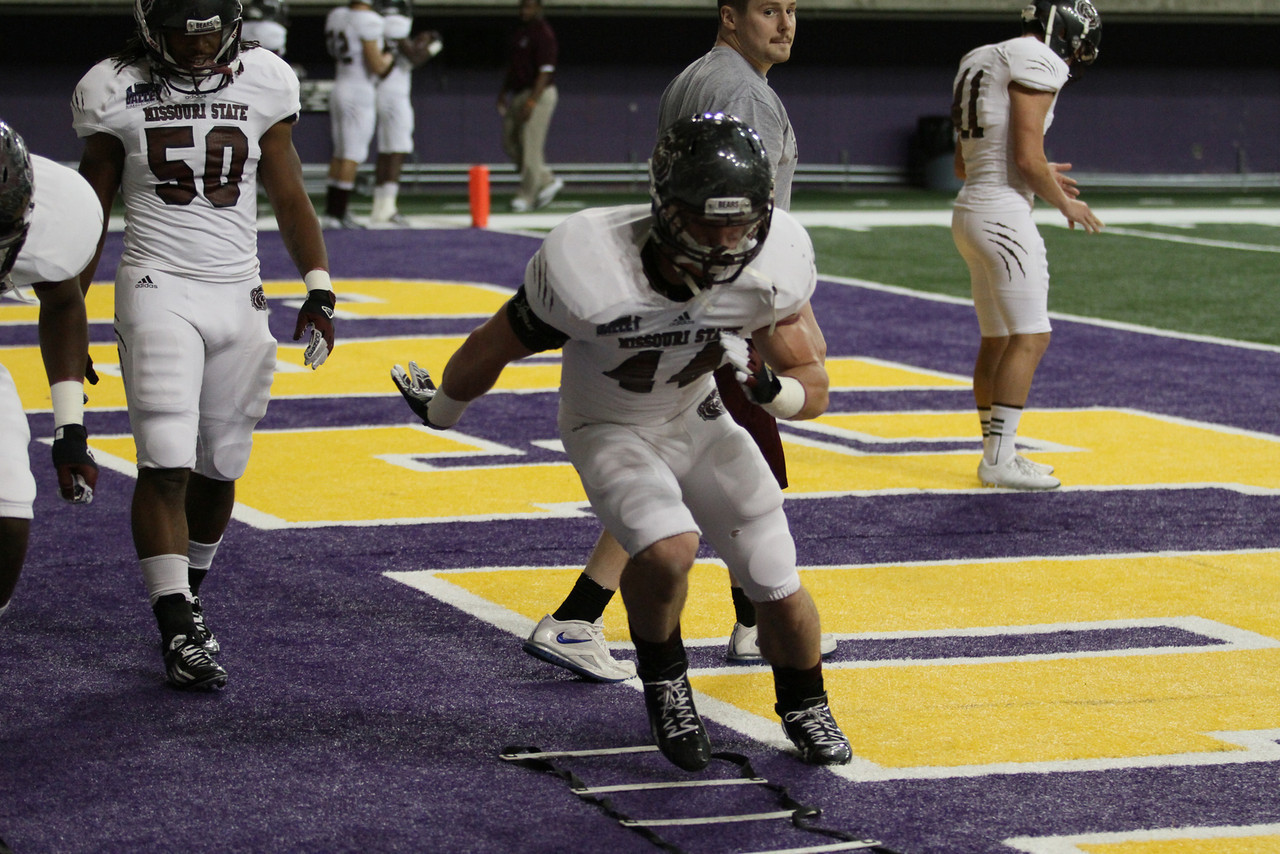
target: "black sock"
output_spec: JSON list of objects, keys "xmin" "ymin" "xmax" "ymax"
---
[
  {"xmin": 731, "ymin": 586, "xmax": 756, "ymax": 627},
  {"xmin": 189, "ymin": 567, "xmax": 208, "ymax": 598},
  {"xmin": 325, "ymin": 185, "xmax": 349, "ymax": 219},
  {"xmin": 551, "ymin": 573, "xmax": 615, "ymax": 624},
  {"xmin": 632, "ymin": 624, "xmax": 687, "ymax": 682},
  {"xmin": 152, "ymin": 593, "xmax": 197, "ymax": 644},
  {"xmin": 772, "ymin": 663, "xmax": 825, "ymax": 714}
]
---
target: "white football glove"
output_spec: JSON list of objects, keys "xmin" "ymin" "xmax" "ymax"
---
[
  {"xmin": 303, "ymin": 325, "xmax": 330, "ymax": 369},
  {"xmin": 392, "ymin": 361, "xmax": 438, "ymax": 424},
  {"xmin": 720, "ymin": 332, "xmax": 752, "ymax": 384},
  {"xmin": 293, "ymin": 288, "xmax": 336, "ymax": 370},
  {"xmin": 720, "ymin": 331, "xmax": 788, "ymax": 408}
]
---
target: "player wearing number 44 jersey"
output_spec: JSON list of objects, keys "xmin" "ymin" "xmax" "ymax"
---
[
  {"xmin": 73, "ymin": 0, "xmax": 336, "ymax": 691},
  {"xmin": 951, "ymin": 0, "xmax": 1103, "ymax": 490},
  {"xmin": 394, "ymin": 113, "xmax": 851, "ymax": 770}
]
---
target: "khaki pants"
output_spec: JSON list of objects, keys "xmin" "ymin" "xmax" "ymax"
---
[{"xmin": 502, "ymin": 84, "xmax": 558, "ymax": 205}]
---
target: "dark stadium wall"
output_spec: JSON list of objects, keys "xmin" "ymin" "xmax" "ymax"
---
[{"xmin": 3, "ymin": 11, "xmax": 1277, "ymax": 177}]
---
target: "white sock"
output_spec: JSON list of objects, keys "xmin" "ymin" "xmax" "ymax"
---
[
  {"xmin": 140, "ymin": 554, "xmax": 191, "ymax": 607},
  {"xmin": 371, "ymin": 183, "xmax": 399, "ymax": 220},
  {"xmin": 987, "ymin": 404, "xmax": 1023, "ymax": 465},
  {"xmin": 978, "ymin": 407, "xmax": 991, "ymax": 438},
  {"xmin": 187, "ymin": 538, "xmax": 222, "ymax": 573}
]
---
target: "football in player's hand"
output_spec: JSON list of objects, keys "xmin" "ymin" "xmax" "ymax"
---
[{"xmin": 414, "ymin": 30, "xmax": 443, "ymax": 56}]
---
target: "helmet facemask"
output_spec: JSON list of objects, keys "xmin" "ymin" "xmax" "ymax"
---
[
  {"xmin": 651, "ymin": 197, "xmax": 771, "ymax": 292},
  {"xmin": 134, "ymin": 0, "xmax": 243, "ymax": 95}
]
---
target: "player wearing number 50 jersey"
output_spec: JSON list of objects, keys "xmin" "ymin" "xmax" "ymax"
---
[
  {"xmin": 393, "ymin": 114, "xmax": 851, "ymax": 770},
  {"xmin": 950, "ymin": 0, "xmax": 1103, "ymax": 491},
  {"xmin": 73, "ymin": 0, "xmax": 336, "ymax": 692}
]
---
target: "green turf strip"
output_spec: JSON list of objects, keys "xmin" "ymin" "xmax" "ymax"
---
[{"xmin": 808, "ymin": 223, "xmax": 1280, "ymax": 346}]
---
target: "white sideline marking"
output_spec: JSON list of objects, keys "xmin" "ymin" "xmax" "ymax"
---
[
  {"xmin": 1103, "ymin": 225, "xmax": 1280, "ymax": 252},
  {"xmin": 237, "ymin": 206, "xmax": 1280, "ymax": 232},
  {"xmin": 820, "ymin": 272, "xmax": 1280, "ymax": 355},
  {"xmin": 1004, "ymin": 822, "xmax": 1280, "ymax": 853}
]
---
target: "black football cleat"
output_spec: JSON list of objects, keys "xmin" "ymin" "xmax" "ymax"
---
[
  {"xmin": 778, "ymin": 694, "xmax": 852, "ymax": 765},
  {"xmin": 163, "ymin": 634, "xmax": 228, "ymax": 691},
  {"xmin": 643, "ymin": 670, "xmax": 711, "ymax": 771}
]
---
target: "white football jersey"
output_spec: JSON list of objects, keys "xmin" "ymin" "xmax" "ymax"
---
[
  {"xmin": 71, "ymin": 47, "xmax": 300, "ymax": 283},
  {"xmin": 953, "ymin": 36, "xmax": 1069, "ymax": 211},
  {"xmin": 526, "ymin": 204, "xmax": 816, "ymax": 426},
  {"xmin": 326, "ymin": 5, "xmax": 386, "ymax": 90},
  {"xmin": 9, "ymin": 155, "xmax": 101, "ymax": 288},
  {"xmin": 378, "ymin": 12, "xmax": 414, "ymax": 97}
]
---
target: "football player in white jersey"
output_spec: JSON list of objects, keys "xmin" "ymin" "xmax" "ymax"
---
[
  {"xmin": 0, "ymin": 122, "xmax": 101, "ymax": 622},
  {"xmin": 394, "ymin": 114, "xmax": 851, "ymax": 770},
  {"xmin": 322, "ymin": 0, "xmax": 394, "ymax": 228},
  {"xmin": 370, "ymin": 0, "xmax": 442, "ymax": 227},
  {"xmin": 73, "ymin": 0, "xmax": 336, "ymax": 691},
  {"xmin": 240, "ymin": 0, "xmax": 288, "ymax": 57},
  {"xmin": 951, "ymin": 0, "xmax": 1104, "ymax": 490},
  {"xmin": 525, "ymin": 0, "xmax": 827, "ymax": 683}
]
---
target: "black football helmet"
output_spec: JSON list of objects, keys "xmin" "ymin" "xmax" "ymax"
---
[
  {"xmin": 244, "ymin": 0, "xmax": 287, "ymax": 25},
  {"xmin": 0, "ymin": 121, "xmax": 34, "ymax": 282},
  {"xmin": 1022, "ymin": 0, "xmax": 1101, "ymax": 65},
  {"xmin": 134, "ymin": 0, "xmax": 243, "ymax": 93},
  {"xmin": 649, "ymin": 112, "xmax": 774, "ymax": 290},
  {"xmin": 375, "ymin": 0, "xmax": 413, "ymax": 16}
]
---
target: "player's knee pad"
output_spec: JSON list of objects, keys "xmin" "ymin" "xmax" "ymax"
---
[
  {"xmin": 195, "ymin": 340, "xmax": 274, "ymax": 481},
  {"xmin": 195, "ymin": 435, "xmax": 253, "ymax": 481},
  {"xmin": 136, "ymin": 413, "xmax": 199, "ymax": 471},
  {"xmin": 715, "ymin": 506, "xmax": 801, "ymax": 604}
]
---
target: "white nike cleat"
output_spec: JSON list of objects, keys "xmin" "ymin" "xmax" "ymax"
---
[
  {"xmin": 1018, "ymin": 455, "xmax": 1054, "ymax": 475},
  {"xmin": 725, "ymin": 622, "xmax": 838, "ymax": 663},
  {"xmin": 522, "ymin": 614, "xmax": 636, "ymax": 682},
  {"xmin": 534, "ymin": 177, "xmax": 564, "ymax": 209},
  {"xmin": 978, "ymin": 455, "xmax": 1061, "ymax": 490}
]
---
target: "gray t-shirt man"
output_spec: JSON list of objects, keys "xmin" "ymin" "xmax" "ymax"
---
[{"xmin": 657, "ymin": 45, "xmax": 799, "ymax": 210}]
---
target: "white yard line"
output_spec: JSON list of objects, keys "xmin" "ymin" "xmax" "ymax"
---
[{"xmin": 227, "ymin": 203, "xmax": 1280, "ymax": 234}]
